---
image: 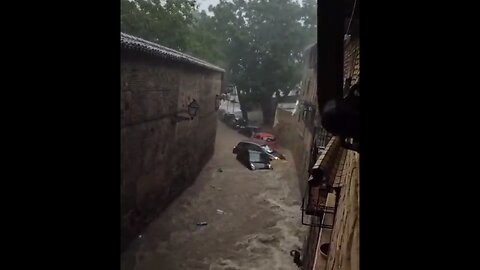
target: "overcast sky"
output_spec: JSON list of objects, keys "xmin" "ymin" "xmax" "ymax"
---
[{"xmin": 197, "ymin": 0, "xmax": 221, "ymax": 12}]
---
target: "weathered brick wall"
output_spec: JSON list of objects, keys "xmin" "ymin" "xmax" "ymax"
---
[
  {"xmin": 302, "ymin": 58, "xmax": 318, "ymax": 106},
  {"xmin": 302, "ymin": 137, "xmax": 340, "ymax": 270},
  {"xmin": 271, "ymin": 45, "xmax": 322, "ymax": 269},
  {"xmin": 323, "ymin": 36, "xmax": 360, "ymax": 270},
  {"xmin": 272, "ymin": 106, "xmax": 310, "ymax": 194},
  {"xmin": 344, "ymin": 37, "xmax": 360, "ymax": 86},
  {"xmin": 325, "ymin": 150, "xmax": 359, "ymax": 270},
  {"xmin": 303, "ymin": 35, "xmax": 359, "ymax": 270},
  {"xmin": 273, "ymin": 108, "xmax": 310, "ymax": 193},
  {"xmin": 121, "ymin": 52, "xmax": 222, "ymax": 251},
  {"xmin": 304, "ymin": 143, "xmax": 359, "ymax": 270},
  {"xmin": 273, "ymin": 108, "xmax": 298, "ymax": 149},
  {"xmin": 303, "ymin": 216, "xmax": 322, "ymax": 270},
  {"xmin": 285, "ymin": 43, "xmax": 319, "ymax": 192}
]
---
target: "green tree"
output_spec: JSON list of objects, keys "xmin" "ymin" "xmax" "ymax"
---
[
  {"xmin": 121, "ymin": 0, "xmax": 224, "ymax": 65},
  {"xmin": 121, "ymin": 0, "xmax": 316, "ymax": 125},
  {"xmin": 121, "ymin": 0, "xmax": 197, "ymax": 51},
  {"xmin": 210, "ymin": 0, "xmax": 314, "ymax": 125},
  {"xmin": 301, "ymin": 0, "xmax": 318, "ymax": 45},
  {"xmin": 184, "ymin": 10, "xmax": 226, "ymax": 66}
]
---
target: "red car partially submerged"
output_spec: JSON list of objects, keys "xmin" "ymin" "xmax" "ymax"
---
[{"xmin": 253, "ymin": 132, "xmax": 277, "ymax": 149}]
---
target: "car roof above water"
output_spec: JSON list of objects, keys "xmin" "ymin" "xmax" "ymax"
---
[
  {"xmin": 246, "ymin": 149, "xmax": 269, "ymax": 160},
  {"xmin": 242, "ymin": 138, "xmax": 267, "ymax": 146},
  {"xmin": 255, "ymin": 132, "xmax": 275, "ymax": 138}
]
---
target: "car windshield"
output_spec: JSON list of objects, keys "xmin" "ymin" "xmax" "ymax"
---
[
  {"xmin": 262, "ymin": 145, "xmax": 273, "ymax": 153},
  {"xmin": 249, "ymin": 151, "xmax": 268, "ymax": 162},
  {"xmin": 249, "ymin": 152, "xmax": 261, "ymax": 162}
]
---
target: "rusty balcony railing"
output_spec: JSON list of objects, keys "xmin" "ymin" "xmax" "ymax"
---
[{"xmin": 301, "ymin": 136, "xmax": 345, "ymax": 227}]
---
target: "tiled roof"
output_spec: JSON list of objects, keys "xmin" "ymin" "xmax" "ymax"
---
[{"xmin": 121, "ymin": 32, "xmax": 225, "ymax": 73}]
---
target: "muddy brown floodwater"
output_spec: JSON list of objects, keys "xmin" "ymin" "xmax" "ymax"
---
[{"xmin": 121, "ymin": 120, "xmax": 307, "ymax": 270}]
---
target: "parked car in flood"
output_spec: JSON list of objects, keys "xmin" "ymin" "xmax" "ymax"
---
[
  {"xmin": 253, "ymin": 132, "xmax": 277, "ymax": 149},
  {"xmin": 235, "ymin": 148, "xmax": 272, "ymax": 170},
  {"xmin": 222, "ymin": 113, "xmax": 247, "ymax": 130},
  {"xmin": 238, "ymin": 125, "xmax": 260, "ymax": 137},
  {"xmin": 222, "ymin": 113, "xmax": 236, "ymax": 126},
  {"xmin": 233, "ymin": 139, "xmax": 286, "ymax": 161},
  {"xmin": 233, "ymin": 117, "xmax": 248, "ymax": 129}
]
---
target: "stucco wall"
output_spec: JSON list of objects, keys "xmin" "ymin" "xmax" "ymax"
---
[{"xmin": 121, "ymin": 51, "xmax": 223, "ymax": 251}]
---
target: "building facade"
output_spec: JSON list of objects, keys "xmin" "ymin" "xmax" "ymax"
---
[
  {"xmin": 305, "ymin": 11, "xmax": 360, "ymax": 270},
  {"xmin": 120, "ymin": 33, "xmax": 224, "ymax": 251}
]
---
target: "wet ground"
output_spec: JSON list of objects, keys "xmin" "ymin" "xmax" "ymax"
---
[{"xmin": 121, "ymin": 120, "xmax": 307, "ymax": 270}]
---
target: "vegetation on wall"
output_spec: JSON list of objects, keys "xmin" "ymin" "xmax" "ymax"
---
[{"xmin": 121, "ymin": 0, "xmax": 317, "ymax": 125}]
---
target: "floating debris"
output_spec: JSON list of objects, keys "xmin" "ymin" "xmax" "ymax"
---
[{"xmin": 210, "ymin": 185, "xmax": 223, "ymax": 191}]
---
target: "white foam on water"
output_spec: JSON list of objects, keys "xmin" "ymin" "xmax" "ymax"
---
[{"xmin": 209, "ymin": 169, "xmax": 307, "ymax": 270}]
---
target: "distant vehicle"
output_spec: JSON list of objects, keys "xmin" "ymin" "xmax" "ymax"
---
[
  {"xmin": 253, "ymin": 132, "xmax": 277, "ymax": 149},
  {"xmin": 222, "ymin": 113, "xmax": 237, "ymax": 127},
  {"xmin": 236, "ymin": 148, "xmax": 272, "ymax": 170},
  {"xmin": 217, "ymin": 109, "xmax": 226, "ymax": 119},
  {"xmin": 223, "ymin": 113, "xmax": 235, "ymax": 122},
  {"xmin": 238, "ymin": 125, "xmax": 260, "ymax": 137},
  {"xmin": 233, "ymin": 117, "xmax": 248, "ymax": 129},
  {"xmin": 233, "ymin": 139, "xmax": 286, "ymax": 160}
]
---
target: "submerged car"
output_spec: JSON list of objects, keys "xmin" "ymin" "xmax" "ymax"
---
[
  {"xmin": 233, "ymin": 117, "xmax": 248, "ymax": 129},
  {"xmin": 253, "ymin": 132, "xmax": 277, "ymax": 149},
  {"xmin": 236, "ymin": 148, "xmax": 272, "ymax": 170},
  {"xmin": 238, "ymin": 125, "xmax": 260, "ymax": 137},
  {"xmin": 222, "ymin": 113, "xmax": 236, "ymax": 126},
  {"xmin": 223, "ymin": 113, "xmax": 246, "ymax": 129},
  {"xmin": 233, "ymin": 139, "xmax": 286, "ymax": 160}
]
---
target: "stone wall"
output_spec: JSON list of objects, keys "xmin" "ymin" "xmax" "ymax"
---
[
  {"xmin": 272, "ymin": 45, "xmax": 325, "ymax": 270},
  {"xmin": 273, "ymin": 105, "xmax": 315, "ymax": 194},
  {"xmin": 344, "ymin": 37, "xmax": 360, "ymax": 86},
  {"xmin": 308, "ymin": 34, "xmax": 360, "ymax": 270},
  {"xmin": 322, "ymin": 34, "xmax": 360, "ymax": 270},
  {"xmin": 273, "ymin": 108, "xmax": 298, "ymax": 149},
  {"xmin": 301, "ymin": 31, "xmax": 359, "ymax": 269},
  {"xmin": 303, "ymin": 216, "xmax": 322, "ymax": 270},
  {"xmin": 121, "ymin": 51, "xmax": 223, "ymax": 251},
  {"xmin": 325, "ymin": 150, "xmax": 359, "ymax": 270},
  {"xmin": 272, "ymin": 44, "xmax": 320, "ymax": 194}
]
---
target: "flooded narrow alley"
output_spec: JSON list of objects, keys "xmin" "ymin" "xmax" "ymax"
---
[{"xmin": 121, "ymin": 120, "xmax": 307, "ymax": 270}]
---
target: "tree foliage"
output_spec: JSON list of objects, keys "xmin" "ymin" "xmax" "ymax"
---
[{"xmin": 121, "ymin": 0, "xmax": 317, "ymax": 125}]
